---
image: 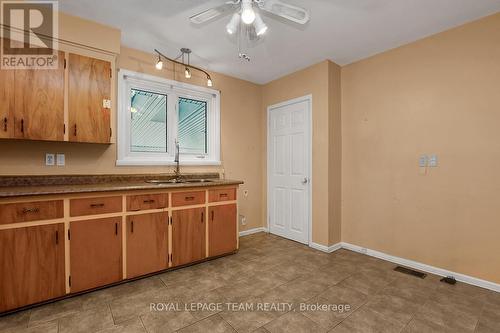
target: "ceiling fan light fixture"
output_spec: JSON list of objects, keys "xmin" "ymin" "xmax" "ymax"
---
[
  {"xmin": 254, "ymin": 12, "xmax": 268, "ymax": 36},
  {"xmin": 226, "ymin": 13, "xmax": 240, "ymax": 34},
  {"xmin": 241, "ymin": 0, "xmax": 256, "ymax": 24},
  {"xmin": 207, "ymin": 76, "xmax": 213, "ymax": 87},
  {"xmin": 185, "ymin": 67, "xmax": 192, "ymax": 79}
]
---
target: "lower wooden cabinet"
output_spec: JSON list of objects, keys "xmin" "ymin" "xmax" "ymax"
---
[
  {"xmin": 209, "ymin": 204, "xmax": 238, "ymax": 257},
  {"xmin": 70, "ymin": 217, "xmax": 122, "ymax": 293},
  {"xmin": 126, "ymin": 212, "xmax": 168, "ymax": 278},
  {"xmin": 171, "ymin": 207, "xmax": 206, "ymax": 267},
  {"xmin": 0, "ymin": 224, "xmax": 65, "ymax": 312}
]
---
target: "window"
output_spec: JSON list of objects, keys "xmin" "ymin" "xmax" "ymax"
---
[{"xmin": 117, "ymin": 70, "xmax": 220, "ymax": 166}]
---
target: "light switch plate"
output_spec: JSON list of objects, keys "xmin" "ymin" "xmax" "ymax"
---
[
  {"xmin": 56, "ymin": 153, "xmax": 65, "ymax": 166},
  {"xmin": 45, "ymin": 153, "xmax": 55, "ymax": 166},
  {"xmin": 419, "ymin": 155, "xmax": 428, "ymax": 167}
]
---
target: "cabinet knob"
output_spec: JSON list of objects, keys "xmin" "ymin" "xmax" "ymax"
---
[
  {"xmin": 74, "ymin": 124, "xmax": 77, "ymax": 137},
  {"xmin": 3, "ymin": 117, "xmax": 7, "ymax": 132},
  {"xmin": 20, "ymin": 119, "xmax": 24, "ymax": 133}
]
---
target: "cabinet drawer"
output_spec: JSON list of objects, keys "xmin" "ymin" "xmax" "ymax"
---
[
  {"xmin": 0, "ymin": 200, "xmax": 63, "ymax": 224},
  {"xmin": 208, "ymin": 188, "xmax": 236, "ymax": 203},
  {"xmin": 171, "ymin": 191, "xmax": 205, "ymax": 207},
  {"xmin": 126, "ymin": 193, "xmax": 168, "ymax": 211},
  {"xmin": 70, "ymin": 196, "xmax": 122, "ymax": 217}
]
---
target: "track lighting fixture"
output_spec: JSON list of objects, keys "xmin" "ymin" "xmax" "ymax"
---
[{"xmin": 154, "ymin": 48, "xmax": 214, "ymax": 87}]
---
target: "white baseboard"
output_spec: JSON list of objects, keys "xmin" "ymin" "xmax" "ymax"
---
[
  {"xmin": 309, "ymin": 242, "xmax": 342, "ymax": 253},
  {"xmin": 341, "ymin": 242, "xmax": 500, "ymax": 293},
  {"xmin": 239, "ymin": 227, "xmax": 268, "ymax": 237}
]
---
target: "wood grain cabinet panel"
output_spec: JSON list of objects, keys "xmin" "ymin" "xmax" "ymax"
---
[
  {"xmin": 171, "ymin": 191, "xmax": 205, "ymax": 207},
  {"xmin": 208, "ymin": 204, "xmax": 237, "ymax": 257},
  {"xmin": 0, "ymin": 56, "xmax": 14, "ymax": 139},
  {"xmin": 126, "ymin": 193, "xmax": 168, "ymax": 211},
  {"xmin": 126, "ymin": 212, "xmax": 168, "ymax": 278},
  {"xmin": 70, "ymin": 217, "xmax": 122, "ymax": 293},
  {"xmin": 0, "ymin": 200, "xmax": 63, "ymax": 225},
  {"xmin": 171, "ymin": 208, "xmax": 206, "ymax": 266},
  {"xmin": 70, "ymin": 196, "xmax": 122, "ymax": 217},
  {"xmin": 0, "ymin": 224, "xmax": 65, "ymax": 312},
  {"xmin": 14, "ymin": 50, "xmax": 65, "ymax": 141},
  {"xmin": 208, "ymin": 188, "xmax": 236, "ymax": 203},
  {"xmin": 68, "ymin": 53, "xmax": 111, "ymax": 143}
]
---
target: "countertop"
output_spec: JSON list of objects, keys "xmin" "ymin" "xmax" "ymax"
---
[{"xmin": 0, "ymin": 174, "xmax": 243, "ymax": 198}]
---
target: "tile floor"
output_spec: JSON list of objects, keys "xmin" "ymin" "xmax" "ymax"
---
[{"xmin": 0, "ymin": 232, "xmax": 499, "ymax": 333}]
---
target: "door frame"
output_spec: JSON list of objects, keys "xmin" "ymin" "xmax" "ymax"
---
[{"xmin": 266, "ymin": 94, "xmax": 313, "ymax": 245}]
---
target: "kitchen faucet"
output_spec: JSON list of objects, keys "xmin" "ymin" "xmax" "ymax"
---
[{"xmin": 174, "ymin": 140, "xmax": 181, "ymax": 181}]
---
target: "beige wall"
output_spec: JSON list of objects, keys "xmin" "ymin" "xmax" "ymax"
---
[
  {"xmin": 261, "ymin": 60, "xmax": 342, "ymax": 246},
  {"xmin": 341, "ymin": 13, "xmax": 500, "ymax": 284},
  {"xmin": 0, "ymin": 13, "xmax": 263, "ymax": 232}
]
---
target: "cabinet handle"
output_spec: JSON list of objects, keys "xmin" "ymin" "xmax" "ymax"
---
[
  {"xmin": 201, "ymin": 212, "xmax": 204, "ymax": 223},
  {"xmin": 185, "ymin": 196, "xmax": 195, "ymax": 201},
  {"xmin": 20, "ymin": 119, "xmax": 24, "ymax": 133},
  {"xmin": 143, "ymin": 199, "xmax": 155, "ymax": 204},
  {"xmin": 90, "ymin": 203, "xmax": 105, "ymax": 208},
  {"xmin": 131, "ymin": 221, "xmax": 134, "ymax": 233},
  {"xmin": 3, "ymin": 117, "xmax": 7, "ymax": 132},
  {"xmin": 74, "ymin": 124, "xmax": 77, "ymax": 137},
  {"xmin": 22, "ymin": 207, "xmax": 40, "ymax": 214},
  {"xmin": 219, "ymin": 193, "xmax": 228, "ymax": 198},
  {"xmin": 115, "ymin": 223, "xmax": 118, "ymax": 235},
  {"xmin": 211, "ymin": 210, "xmax": 214, "ymax": 221},
  {"xmin": 55, "ymin": 230, "xmax": 59, "ymax": 245}
]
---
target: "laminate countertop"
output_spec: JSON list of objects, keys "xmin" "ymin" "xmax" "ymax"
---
[{"xmin": 0, "ymin": 174, "xmax": 243, "ymax": 198}]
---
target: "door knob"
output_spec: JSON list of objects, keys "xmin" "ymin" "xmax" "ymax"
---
[{"xmin": 301, "ymin": 177, "xmax": 309, "ymax": 184}]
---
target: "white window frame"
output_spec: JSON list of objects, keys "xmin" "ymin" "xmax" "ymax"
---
[{"xmin": 117, "ymin": 69, "xmax": 221, "ymax": 166}]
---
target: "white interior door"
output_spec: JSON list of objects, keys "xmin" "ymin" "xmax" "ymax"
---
[{"xmin": 268, "ymin": 96, "xmax": 311, "ymax": 245}]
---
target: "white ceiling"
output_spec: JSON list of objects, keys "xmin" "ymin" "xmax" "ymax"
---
[{"xmin": 59, "ymin": 0, "xmax": 500, "ymax": 84}]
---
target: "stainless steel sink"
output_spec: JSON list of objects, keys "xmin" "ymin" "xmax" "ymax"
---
[{"xmin": 145, "ymin": 179, "xmax": 215, "ymax": 184}]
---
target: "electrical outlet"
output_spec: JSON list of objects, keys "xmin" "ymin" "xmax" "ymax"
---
[
  {"xmin": 239, "ymin": 215, "xmax": 247, "ymax": 226},
  {"xmin": 429, "ymin": 155, "xmax": 438, "ymax": 167},
  {"xmin": 56, "ymin": 154, "xmax": 65, "ymax": 166},
  {"xmin": 45, "ymin": 153, "xmax": 55, "ymax": 166}
]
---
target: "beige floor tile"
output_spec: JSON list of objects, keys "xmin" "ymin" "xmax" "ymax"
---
[
  {"xmin": 177, "ymin": 314, "xmax": 236, "ymax": 333},
  {"xmin": 413, "ymin": 299, "xmax": 478, "ymax": 332},
  {"xmin": 1, "ymin": 321, "xmax": 58, "ymax": 333},
  {"xmin": 264, "ymin": 312, "xmax": 327, "ymax": 333},
  {"xmin": 58, "ymin": 304, "xmax": 115, "ymax": 333},
  {"xmin": 363, "ymin": 293, "xmax": 421, "ymax": 325},
  {"xmin": 330, "ymin": 306, "xmax": 404, "ymax": 333},
  {"xmin": 338, "ymin": 272, "xmax": 393, "ymax": 296},
  {"xmin": 220, "ymin": 307, "xmax": 280, "ymax": 333},
  {"xmin": 0, "ymin": 310, "xmax": 31, "ymax": 332},
  {"xmin": 95, "ymin": 317, "xmax": 146, "ymax": 333},
  {"xmin": 402, "ymin": 318, "xmax": 454, "ymax": 333},
  {"xmin": 300, "ymin": 296, "xmax": 349, "ymax": 330},
  {"xmin": 139, "ymin": 309, "xmax": 197, "ymax": 333},
  {"xmin": 29, "ymin": 297, "xmax": 83, "ymax": 327}
]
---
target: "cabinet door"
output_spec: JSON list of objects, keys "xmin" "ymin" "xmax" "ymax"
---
[
  {"xmin": 208, "ymin": 204, "xmax": 237, "ymax": 257},
  {"xmin": 68, "ymin": 53, "xmax": 111, "ymax": 143},
  {"xmin": 13, "ymin": 50, "xmax": 65, "ymax": 141},
  {"xmin": 0, "ymin": 56, "xmax": 14, "ymax": 139},
  {"xmin": 70, "ymin": 217, "xmax": 122, "ymax": 293},
  {"xmin": 0, "ymin": 224, "xmax": 65, "ymax": 312},
  {"xmin": 171, "ymin": 208, "xmax": 205, "ymax": 267},
  {"xmin": 126, "ymin": 212, "xmax": 168, "ymax": 278}
]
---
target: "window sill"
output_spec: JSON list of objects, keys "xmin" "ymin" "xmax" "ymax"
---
[{"xmin": 116, "ymin": 159, "xmax": 222, "ymax": 167}]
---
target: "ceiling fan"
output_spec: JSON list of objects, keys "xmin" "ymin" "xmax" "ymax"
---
[{"xmin": 190, "ymin": 0, "xmax": 310, "ymax": 39}]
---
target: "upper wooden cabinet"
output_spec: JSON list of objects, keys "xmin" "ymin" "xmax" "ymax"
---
[
  {"xmin": 0, "ymin": 68, "xmax": 14, "ymax": 139},
  {"xmin": 68, "ymin": 53, "xmax": 112, "ymax": 144},
  {"xmin": 13, "ymin": 50, "xmax": 65, "ymax": 141},
  {"xmin": 0, "ymin": 224, "xmax": 65, "ymax": 312}
]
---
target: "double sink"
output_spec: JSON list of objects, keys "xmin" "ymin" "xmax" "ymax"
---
[{"xmin": 145, "ymin": 179, "xmax": 216, "ymax": 185}]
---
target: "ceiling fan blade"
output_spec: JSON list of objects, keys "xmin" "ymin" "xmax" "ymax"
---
[
  {"xmin": 189, "ymin": 2, "xmax": 237, "ymax": 25},
  {"xmin": 259, "ymin": 0, "xmax": 310, "ymax": 25}
]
